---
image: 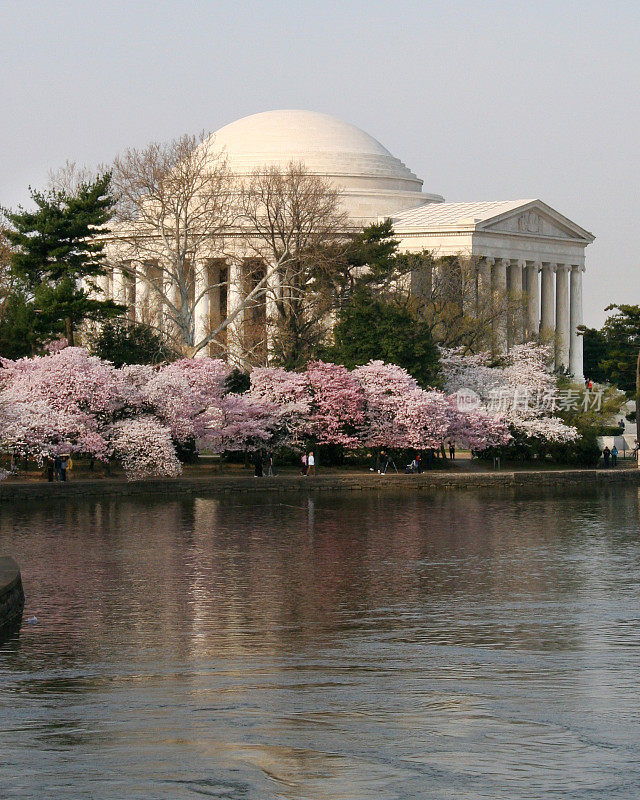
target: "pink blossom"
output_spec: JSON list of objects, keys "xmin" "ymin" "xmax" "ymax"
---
[
  {"xmin": 306, "ymin": 361, "xmax": 366, "ymax": 447},
  {"xmin": 111, "ymin": 416, "xmax": 182, "ymax": 480},
  {"xmin": 353, "ymin": 361, "xmax": 419, "ymax": 448},
  {"xmin": 249, "ymin": 366, "xmax": 311, "ymax": 447},
  {"xmin": 142, "ymin": 357, "xmax": 231, "ymax": 442}
]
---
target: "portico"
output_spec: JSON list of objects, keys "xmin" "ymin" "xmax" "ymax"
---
[{"xmin": 390, "ymin": 199, "xmax": 594, "ymax": 379}]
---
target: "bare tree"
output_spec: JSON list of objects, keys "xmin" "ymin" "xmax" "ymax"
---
[
  {"xmin": 239, "ymin": 162, "xmax": 350, "ymax": 368},
  {"xmin": 107, "ymin": 134, "xmax": 226, "ymax": 356},
  {"xmin": 108, "ymin": 134, "xmax": 303, "ymax": 363},
  {"xmin": 48, "ymin": 160, "xmax": 103, "ymax": 195},
  {"xmin": 406, "ymin": 253, "xmax": 525, "ymax": 354}
]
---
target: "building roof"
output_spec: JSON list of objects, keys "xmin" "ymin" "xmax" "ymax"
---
[
  {"xmin": 204, "ymin": 109, "xmax": 444, "ymax": 222},
  {"xmin": 210, "ymin": 110, "xmax": 420, "ymax": 183},
  {"xmin": 389, "ymin": 198, "xmax": 595, "ymax": 243},
  {"xmin": 390, "ymin": 200, "xmax": 536, "ymax": 228}
]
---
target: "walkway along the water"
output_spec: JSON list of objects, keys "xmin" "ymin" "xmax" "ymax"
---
[{"xmin": 0, "ymin": 468, "xmax": 638, "ymax": 502}]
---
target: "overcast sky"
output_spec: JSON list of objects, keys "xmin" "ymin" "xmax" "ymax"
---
[{"xmin": 1, "ymin": 0, "xmax": 638, "ymax": 326}]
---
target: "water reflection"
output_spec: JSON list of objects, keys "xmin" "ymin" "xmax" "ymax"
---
[{"xmin": 1, "ymin": 487, "xmax": 640, "ymax": 798}]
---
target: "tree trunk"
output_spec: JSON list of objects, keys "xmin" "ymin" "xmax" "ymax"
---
[{"xmin": 65, "ymin": 317, "xmax": 75, "ymax": 347}]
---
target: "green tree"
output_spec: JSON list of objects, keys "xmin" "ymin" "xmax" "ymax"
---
[
  {"xmin": 581, "ymin": 326, "xmax": 608, "ymax": 384},
  {"xmin": 0, "ymin": 288, "xmax": 46, "ymax": 357},
  {"xmin": 579, "ymin": 304, "xmax": 640, "ymax": 394},
  {"xmin": 88, "ymin": 319, "xmax": 175, "ymax": 367},
  {"xmin": 5, "ymin": 174, "xmax": 123, "ymax": 346},
  {"xmin": 341, "ymin": 219, "xmax": 402, "ymax": 289},
  {"xmin": 329, "ymin": 287, "xmax": 440, "ymax": 388}
]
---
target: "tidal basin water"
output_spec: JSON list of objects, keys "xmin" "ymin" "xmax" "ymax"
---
[{"xmin": 1, "ymin": 486, "xmax": 640, "ymax": 799}]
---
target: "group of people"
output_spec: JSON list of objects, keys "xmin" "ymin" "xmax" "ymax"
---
[
  {"xmin": 601, "ymin": 445, "xmax": 618, "ymax": 468},
  {"xmin": 300, "ymin": 451, "xmax": 315, "ymax": 476},
  {"xmin": 601, "ymin": 441, "xmax": 640, "ymax": 467},
  {"xmin": 376, "ymin": 442, "xmax": 456, "ymax": 475},
  {"xmin": 252, "ymin": 451, "xmax": 275, "ymax": 477},
  {"xmin": 45, "ymin": 454, "xmax": 71, "ymax": 482}
]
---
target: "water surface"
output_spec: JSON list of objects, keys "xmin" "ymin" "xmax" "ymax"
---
[{"xmin": 1, "ymin": 486, "xmax": 639, "ymax": 799}]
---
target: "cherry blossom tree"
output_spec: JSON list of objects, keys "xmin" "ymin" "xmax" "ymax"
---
[
  {"xmin": 441, "ymin": 342, "xmax": 578, "ymax": 443},
  {"xmin": 395, "ymin": 388, "xmax": 452, "ymax": 449},
  {"xmin": 446, "ymin": 399, "xmax": 511, "ymax": 451},
  {"xmin": 141, "ymin": 357, "xmax": 231, "ymax": 442},
  {"xmin": 0, "ymin": 347, "xmax": 126, "ymax": 460},
  {"xmin": 353, "ymin": 361, "xmax": 418, "ymax": 448},
  {"xmin": 0, "ymin": 347, "xmax": 531, "ymax": 484},
  {"xmin": 248, "ymin": 366, "xmax": 311, "ymax": 448},
  {"xmin": 306, "ymin": 361, "xmax": 366, "ymax": 447},
  {"xmin": 202, "ymin": 393, "xmax": 275, "ymax": 453},
  {"xmin": 0, "ymin": 348, "xmax": 178, "ymax": 479},
  {"xmin": 111, "ymin": 417, "xmax": 182, "ymax": 480}
]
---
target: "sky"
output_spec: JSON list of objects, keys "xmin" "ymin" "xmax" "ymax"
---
[{"xmin": 1, "ymin": 0, "xmax": 638, "ymax": 327}]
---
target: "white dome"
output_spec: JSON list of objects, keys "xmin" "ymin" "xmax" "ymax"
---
[{"xmin": 209, "ymin": 110, "xmax": 443, "ymax": 222}]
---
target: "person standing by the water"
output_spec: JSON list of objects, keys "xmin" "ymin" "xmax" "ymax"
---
[
  {"xmin": 59, "ymin": 455, "xmax": 69, "ymax": 482},
  {"xmin": 449, "ymin": 441, "xmax": 456, "ymax": 460},
  {"xmin": 265, "ymin": 452, "xmax": 275, "ymax": 477},
  {"xmin": 307, "ymin": 451, "xmax": 315, "ymax": 476},
  {"xmin": 53, "ymin": 454, "xmax": 62, "ymax": 481},
  {"xmin": 611, "ymin": 445, "xmax": 618, "ymax": 467},
  {"xmin": 301, "ymin": 452, "xmax": 307, "ymax": 475},
  {"xmin": 602, "ymin": 446, "xmax": 611, "ymax": 468}
]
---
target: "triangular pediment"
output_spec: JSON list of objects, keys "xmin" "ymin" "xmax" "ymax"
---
[{"xmin": 478, "ymin": 200, "xmax": 594, "ymax": 242}]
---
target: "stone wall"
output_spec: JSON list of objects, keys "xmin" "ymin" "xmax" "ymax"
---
[
  {"xmin": 0, "ymin": 469, "xmax": 638, "ymax": 504},
  {"xmin": 0, "ymin": 557, "xmax": 24, "ymax": 636}
]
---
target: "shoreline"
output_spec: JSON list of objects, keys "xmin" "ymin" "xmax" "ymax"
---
[{"xmin": 0, "ymin": 467, "xmax": 638, "ymax": 502}]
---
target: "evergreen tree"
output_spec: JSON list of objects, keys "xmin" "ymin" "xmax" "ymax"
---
[
  {"xmin": 329, "ymin": 220, "xmax": 440, "ymax": 387},
  {"xmin": 329, "ymin": 287, "xmax": 440, "ymax": 388},
  {"xmin": 88, "ymin": 319, "xmax": 175, "ymax": 367},
  {"xmin": 579, "ymin": 304, "xmax": 640, "ymax": 394},
  {"xmin": 0, "ymin": 288, "xmax": 47, "ymax": 357},
  {"xmin": 5, "ymin": 174, "xmax": 123, "ymax": 346}
]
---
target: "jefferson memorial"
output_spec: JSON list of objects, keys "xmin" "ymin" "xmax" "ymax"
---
[{"xmin": 105, "ymin": 109, "xmax": 594, "ymax": 378}]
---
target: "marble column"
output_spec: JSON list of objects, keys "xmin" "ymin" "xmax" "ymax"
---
[
  {"xmin": 525, "ymin": 261, "xmax": 540, "ymax": 340},
  {"xmin": 569, "ymin": 265, "xmax": 584, "ymax": 380},
  {"xmin": 209, "ymin": 261, "xmax": 222, "ymax": 333},
  {"xmin": 540, "ymin": 263, "xmax": 555, "ymax": 336},
  {"xmin": 227, "ymin": 259, "xmax": 245, "ymax": 365},
  {"xmin": 161, "ymin": 270, "xmax": 176, "ymax": 338},
  {"xmin": 147, "ymin": 263, "xmax": 162, "ymax": 329},
  {"xmin": 193, "ymin": 261, "xmax": 210, "ymax": 358},
  {"xmin": 135, "ymin": 263, "xmax": 149, "ymax": 324},
  {"xmin": 98, "ymin": 272, "xmax": 109, "ymax": 300},
  {"xmin": 477, "ymin": 257, "xmax": 493, "ymax": 315},
  {"xmin": 555, "ymin": 264, "xmax": 570, "ymax": 370},
  {"xmin": 265, "ymin": 264, "xmax": 281, "ymax": 363},
  {"xmin": 508, "ymin": 259, "xmax": 524, "ymax": 347},
  {"xmin": 112, "ymin": 265, "xmax": 127, "ymax": 306},
  {"xmin": 492, "ymin": 258, "xmax": 508, "ymax": 354}
]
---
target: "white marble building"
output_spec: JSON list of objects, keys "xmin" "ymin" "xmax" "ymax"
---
[{"xmin": 104, "ymin": 110, "xmax": 594, "ymax": 377}]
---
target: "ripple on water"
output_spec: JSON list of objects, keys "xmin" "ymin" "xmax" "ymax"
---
[{"xmin": 1, "ymin": 486, "xmax": 640, "ymax": 799}]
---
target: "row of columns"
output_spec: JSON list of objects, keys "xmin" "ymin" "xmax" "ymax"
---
[
  {"xmin": 481, "ymin": 258, "xmax": 584, "ymax": 379},
  {"xmin": 103, "ymin": 260, "xmax": 245, "ymax": 361},
  {"xmin": 101, "ymin": 257, "xmax": 584, "ymax": 378}
]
